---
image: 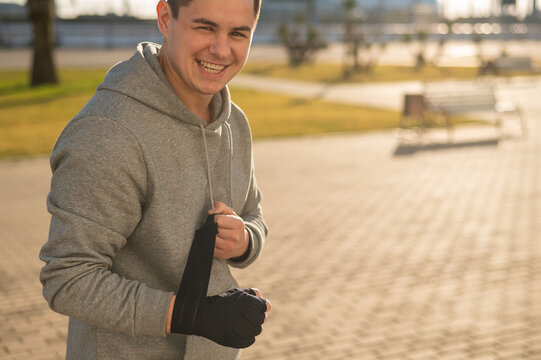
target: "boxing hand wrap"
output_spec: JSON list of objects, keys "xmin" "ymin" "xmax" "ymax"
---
[
  {"xmin": 192, "ymin": 288, "xmax": 267, "ymax": 348},
  {"xmin": 171, "ymin": 215, "xmax": 267, "ymax": 348}
]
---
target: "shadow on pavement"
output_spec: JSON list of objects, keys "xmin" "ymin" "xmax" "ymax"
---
[{"xmin": 393, "ymin": 138, "xmax": 500, "ymax": 156}]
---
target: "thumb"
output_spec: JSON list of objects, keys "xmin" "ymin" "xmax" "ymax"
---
[{"xmin": 209, "ymin": 201, "xmax": 236, "ymax": 215}]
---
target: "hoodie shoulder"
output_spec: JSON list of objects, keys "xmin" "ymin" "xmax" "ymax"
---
[
  {"xmin": 228, "ymin": 100, "xmax": 255, "ymax": 143},
  {"xmin": 95, "ymin": 42, "xmax": 207, "ymax": 127}
]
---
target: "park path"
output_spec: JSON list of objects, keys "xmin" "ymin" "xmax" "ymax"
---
[{"xmin": 1, "ymin": 44, "xmax": 541, "ymax": 359}]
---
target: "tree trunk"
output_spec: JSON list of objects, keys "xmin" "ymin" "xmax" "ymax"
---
[{"xmin": 27, "ymin": 0, "xmax": 58, "ymax": 86}]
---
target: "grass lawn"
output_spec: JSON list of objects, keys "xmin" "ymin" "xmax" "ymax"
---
[
  {"xmin": 0, "ymin": 69, "xmax": 106, "ymax": 158},
  {"xmin": 0, "ymin": 68, "xmax": 400, "ymax": 158},
  {"xmin": 231, "ymin": 87, "xmax": 397, "ymax": 138}
]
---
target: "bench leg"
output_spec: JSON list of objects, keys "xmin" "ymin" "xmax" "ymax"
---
[
  {"xmin": 494, "ymin": 112, "xmax": 503, "ymax": 139},
  {"xmin": 444, "ymin": 114, "xmax": 454, "ymax": 143},
  {"xmin": 398, "ymin": 114, "xmax": 430, "ymax": 143},
  {"xmin": 516, "ymin": 108, "xmax": 527, "ymax": 138},
  {"xmin": 496, "ymin": 108, "xmax": 527, "ymax": 139}
]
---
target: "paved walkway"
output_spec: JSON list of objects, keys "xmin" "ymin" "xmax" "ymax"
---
[
  {"xmin": 1, "ymin": 75, "xmax": 541, "ymax": 359},
  {"xmin": 232, "ymin": 72, "xmax": 541, "ymax": 112},
  {"xmin": 1, "ymin": 42, "xmax": 541, "ymax": 358},
  {"xmin": 2, "ymin": 40, "xmax": 540, "ymax": 70}
]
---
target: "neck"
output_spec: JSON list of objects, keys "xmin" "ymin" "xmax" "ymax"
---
[{"xmin": 158, "ymin": 47, "xmax": 213, "ymax": 124}]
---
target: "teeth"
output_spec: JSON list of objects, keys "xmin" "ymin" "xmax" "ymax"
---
[{"xmin": 198, "ymin": 60, "xmax": 226, "ymax": 74}]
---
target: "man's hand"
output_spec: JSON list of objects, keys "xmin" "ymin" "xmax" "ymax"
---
[
  {"xmin": 167, "ymin": 288, "xmax": 271, "ymax": 348},
  {"xmin": 209, "ymin": 202, "xmax": 249, "ymax": 260}
]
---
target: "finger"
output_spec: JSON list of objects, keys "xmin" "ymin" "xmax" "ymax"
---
[
  {"xmin": 214, "ymin": 235, "xmax": 236, "ymax": 253},
  {"xmin": 240, "ymin": 288, "xmax": 256, "ymax": 296},
  {"xmin": 213, "ymin": 247, "xmax": 228, "ymax": 260},
  {"xmin": 213, "ymin": 236, "xmax": 229, "ymax": 258},
  {"xmin": 208, "ymin": 201, "xmax": 225, "ymax": 215},
  {"xmin": 210, "ymin": 201, "xmax": 235, "ymax": 215},
  {"xmin": 215, "ymin": 233, "xmax": 244, "ymax": 253},
  {"xmin": 215, "ymin": 214, "xmax": 243, "ymax": 231},
  {"xmin": 247, "ymin": 288, "xmax": 270, "ymax": 313}
]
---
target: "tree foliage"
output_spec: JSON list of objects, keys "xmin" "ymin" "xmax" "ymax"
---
[{"xmin": 277, "ymin": 16, "xmax": 327, "ymax": 67}]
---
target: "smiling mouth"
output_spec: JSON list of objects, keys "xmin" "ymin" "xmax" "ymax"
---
[{"xmin": 197, "ymin": 60, "xmax": 227, "ymax": 74}]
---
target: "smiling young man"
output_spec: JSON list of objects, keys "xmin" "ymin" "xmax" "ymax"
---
[
  {"xmin": 157, "ymin": 0, "xmax": 255, "ymax": 122},
  {"xmin": 39, "ymin": 0, "xmax": 270, "ymax": 359}
]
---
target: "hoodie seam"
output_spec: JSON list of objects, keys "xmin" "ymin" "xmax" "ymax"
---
[
  {"xmin": 72, "ymin": 97, "xmax": 150, "ymax": 210},
  {"xmin": 101, "ymin": 88, "xmax": 203, "ymax": 127},
  {"xmin": 103, "ymin": 93, "xmax": 128, "ymax": 118},
  {"xmin": 103, "ymin": 95, "xmax": 149, "ymax": 203}
]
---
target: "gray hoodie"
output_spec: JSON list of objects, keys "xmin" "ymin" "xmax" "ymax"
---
[{"xmin": 39, "ymin": 42, "xmax": 268, "ymax": 360}]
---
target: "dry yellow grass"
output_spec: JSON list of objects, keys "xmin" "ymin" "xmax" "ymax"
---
[{"xmin": 0, "ymin": 68, "xmax": 400, "ymax": 158}]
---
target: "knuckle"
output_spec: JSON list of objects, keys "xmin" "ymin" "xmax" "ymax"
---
[{"xmin": 254, "ymin": 325, "xmax": 262, "ymax": 336}]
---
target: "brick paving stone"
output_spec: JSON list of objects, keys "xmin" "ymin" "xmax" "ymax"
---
[{"xmin": 1, "ymin": 80, "xmax": 540, "ymax": 360}]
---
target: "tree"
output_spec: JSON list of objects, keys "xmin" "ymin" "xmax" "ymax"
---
[
  {"xmin": 430, "ymin": 20, "xmax": 453, "ymax": 69},
  {"xmin": 277, "ymin": 13, "xmax": 326, "ymax": 67},
  {"xmin": 27, "ymin": 0, "xmax": 58, "ymax": 86},
  {"xmin": 414, "ymin": 29, "xmax": 428, "ymax": 72},
  {"xmin": 342, "ymin": 0, "xmax": 358, "ymax": 77}
]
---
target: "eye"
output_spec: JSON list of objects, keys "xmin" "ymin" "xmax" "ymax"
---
[
  {"xmin": 197, "ymin": 26, "xmax": 213, "ymax": 32},
  {"xmin": 231, "ymin": 31, "xmax": 248, "ymax": 38}
]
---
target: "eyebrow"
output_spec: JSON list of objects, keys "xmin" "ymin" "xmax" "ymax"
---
[{"xmin": 192, "ymin": 18, "xmax": 252, "ymax": 33}]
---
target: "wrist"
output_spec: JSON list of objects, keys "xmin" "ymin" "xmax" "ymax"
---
[
  {"xmin": 166, "ymin": 294, "xmax": 175, "ymax": 334},
  {"xmin": 231, "ymin": 229, "xmax": 251, "ymax": 262}
]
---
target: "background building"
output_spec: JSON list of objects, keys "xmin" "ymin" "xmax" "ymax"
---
[
  {"xmin": 0, "ymin": 0, "xmax": 539, "ymax": 49},
  {"xmin": 437, "ymin": 0, "xmax": 540, "ymax": 19}
]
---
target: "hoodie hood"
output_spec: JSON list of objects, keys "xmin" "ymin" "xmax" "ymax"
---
[
  {"xmin": 98, "ymin": 42, "xmax": 232, "ymax": 131},
  {"xmin": 98, "ymin": 42, "xmax": 236, "ymax": 210}
]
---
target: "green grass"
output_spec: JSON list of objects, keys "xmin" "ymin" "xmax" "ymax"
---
[
  {"xmin": 241, "ymin": 62, "xmax": 481, "ymax": 83},
  {"xmin": 0, "ymin": 68, "xmax": 400, "ymax": 158},
  {"xmin": 0, "ymin": 69, "xmax": 106, "ymax": 158}
]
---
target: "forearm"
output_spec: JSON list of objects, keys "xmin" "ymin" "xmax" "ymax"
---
[
  {"xmin": 41, "ymin": 204, "xmax": 172, "ymax": 337},
  {"xmin": 228, "ymin": 163, "xmax": 268, "ymax": 268},
  {"xmin": 166, "ymin": 295, "xmax": 175, "ymax": 334},
  {"xmin": 41, "ymin": 239, "xmax": 173, "ymax": 337},
  {"xmin": 228, "ymin": 215, "xmax": 266, "ymax": 268}
]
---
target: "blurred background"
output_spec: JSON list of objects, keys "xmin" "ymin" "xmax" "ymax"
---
[
  {"xmin": 1, "ymin": 1, "xmax": 540, "ymax": 359},
  {"xmin": 1, "ymin": 0, "xmax": 541, "ymax": 46}
]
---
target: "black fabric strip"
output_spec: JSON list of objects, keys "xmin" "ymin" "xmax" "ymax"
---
[{"xmin": 171, "ymin": 214, "xmax": 218, "ymax": 334}]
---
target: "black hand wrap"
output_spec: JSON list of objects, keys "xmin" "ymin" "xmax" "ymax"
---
[{"xmin": 171, "ymin": 215, "xmax": 267, "ymax": 349}]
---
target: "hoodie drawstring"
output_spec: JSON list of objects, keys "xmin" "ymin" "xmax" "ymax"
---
[
  {"xmin": 224, "ymin": 122, "xmax": 234, "ymax": 209},
  {"xmin": 200, "ymin": 124, "xmax": 234, "ymax": 214}
]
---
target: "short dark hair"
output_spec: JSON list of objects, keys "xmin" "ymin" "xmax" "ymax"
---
[{"xmin": 167, "ymin": 0, "xmax": 262, "ymax": 22}]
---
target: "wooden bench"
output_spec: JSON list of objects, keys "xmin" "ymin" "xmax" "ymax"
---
[
  {"xmin": 399, "ymin": 81, "xmax": 526, "ymax": 141},
  {"xmin": 495, "ymin": 56, "xmax": 534, "ymax": 75}
]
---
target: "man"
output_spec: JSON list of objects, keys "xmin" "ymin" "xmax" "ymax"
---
[{"xmin": 39, "ymin": 0, "xmax": 270, "ymax": 359}]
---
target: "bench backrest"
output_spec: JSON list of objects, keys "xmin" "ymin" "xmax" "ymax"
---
[
  {"xmin": 495, "ymin": 56, "xmax": 533, "ymax": 71},
  {"xmin": 423, "ymin": 82, "xmax": 497, "ymax": 114}
]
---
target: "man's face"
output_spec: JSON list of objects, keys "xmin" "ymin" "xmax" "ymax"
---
[{"xmin": 158, "ymin": 0, "xmax": 255, "ymax": 99}]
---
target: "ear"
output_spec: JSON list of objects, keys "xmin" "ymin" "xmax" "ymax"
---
[{"xmin": 157, "ymin": 0, "xmax": 172, "ymax": 38}]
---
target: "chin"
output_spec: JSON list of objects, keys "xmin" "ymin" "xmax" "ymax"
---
[{"xmin": 198, "ymin": 82, "xmax": 228, "ymax": 95}]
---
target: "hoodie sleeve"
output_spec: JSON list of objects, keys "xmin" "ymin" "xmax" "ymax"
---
[
  {"xmin": 228, "ymin": 158, "xmax": 268, "ymax": 269},
  {"xmin": 39, "ymin": 116, "xmax": 172, "ymax": 337}
]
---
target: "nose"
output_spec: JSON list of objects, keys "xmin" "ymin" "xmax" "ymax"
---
[{"xmin": 209, "ymin": 33, "xmax": 232, "ymax": 60}]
